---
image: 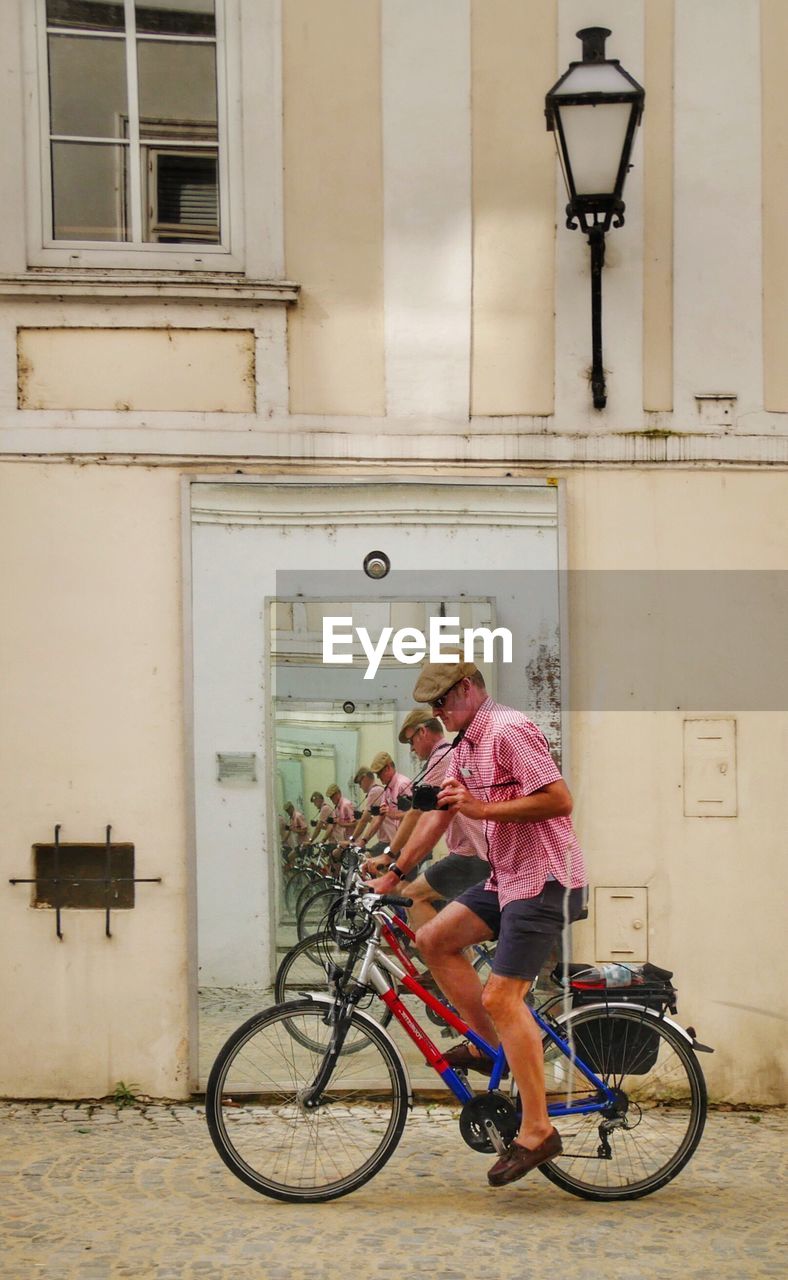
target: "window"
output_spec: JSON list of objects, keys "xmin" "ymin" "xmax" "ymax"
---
[
  {"xmin": 33, "ymin": 842, "xmax": 136, "ymax": 909},
  {"xmin": 36, "ymin": 0, "xmax": 234, "ymax": 261}
]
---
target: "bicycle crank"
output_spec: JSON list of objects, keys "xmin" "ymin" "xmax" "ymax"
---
[{"xmin": 459, "ymin": 1093, "xmax": 519, "ymax": 1154}]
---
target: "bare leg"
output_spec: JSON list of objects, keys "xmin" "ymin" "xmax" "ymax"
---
[
  {"xmin": 482, "ymin": 974, "xmax": 552, "ymax": 1148},
  {"xmin": 416, "ymin": 903, "xmax": 499, "ymax": 1047},
  {"xmin": 403, "ymin": 874, "xmax": 442, "ymax": 931}
]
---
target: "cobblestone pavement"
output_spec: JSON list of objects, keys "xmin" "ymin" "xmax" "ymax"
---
[{"xmin": 1, "ymin": 1101, "xmax": 785, "ymax": 1280}]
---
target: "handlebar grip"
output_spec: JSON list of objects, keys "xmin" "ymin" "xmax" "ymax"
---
[{"xmin": 378, "ymin": 894, "xmax": 413, "ymax": 909}]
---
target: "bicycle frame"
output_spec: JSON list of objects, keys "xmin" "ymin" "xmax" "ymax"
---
[{"xmin": 354, "ymin": 910, "xmax": 619, "ymax": 1117}]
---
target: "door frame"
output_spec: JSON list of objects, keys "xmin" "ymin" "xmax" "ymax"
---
[{"xmin": 181, "ymin": 472, "xmax": 569, "ymax": 1089}]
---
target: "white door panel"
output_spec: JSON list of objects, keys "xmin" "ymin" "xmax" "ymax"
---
[{"xmin": 190, "ymin": 479, "xmax": 563, "ymax": 1001}]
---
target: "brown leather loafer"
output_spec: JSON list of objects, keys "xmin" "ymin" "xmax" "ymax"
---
[
  {"xmin": 443, "ymin": 1042, "xmax": 508, "ymax": 1078},
  {"xmin": 487, "ymin": 1128, "xmax": 563, "ymax": 1187}
]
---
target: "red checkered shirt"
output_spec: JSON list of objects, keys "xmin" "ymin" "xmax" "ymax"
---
[
  {"xmin": 423, "ymin": 741, "xmax": 487, "ymax": 862},
  {"xmin": 444, "ymin": 698, "xmax": 586, "ymax": 906}
]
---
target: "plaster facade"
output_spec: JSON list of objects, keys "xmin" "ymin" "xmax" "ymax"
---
[{"xmin": 0, "ymin": 0, "xmax": 785, "ymax": 1102}]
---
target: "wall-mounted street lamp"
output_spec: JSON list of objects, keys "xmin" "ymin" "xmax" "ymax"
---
[{"xmin": 545, "ymin": 27, "xmax": 645, "ymax": 409}]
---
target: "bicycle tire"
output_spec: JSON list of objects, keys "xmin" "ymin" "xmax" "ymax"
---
[
  {"xmin": 297, "ymin": 885, "xmax": 341, "ymax": 940},
  {"xmin": 538, "ymin": 1004, "xmax": 707, "ymax": 1200},
  {"xmin": 294, "ymin": 874, "xmax": 335, "ymax": 924},
  {"xmin": 283, "ymin": 869, "xmax": 312, "ymax": 916},
  {"xmin": 273, "ymin": 931, "xmax": 393, "ymax": 1048},
  {"xmin": 206, "ymin": 999, "xmax": 409, "ymax": 1203}
]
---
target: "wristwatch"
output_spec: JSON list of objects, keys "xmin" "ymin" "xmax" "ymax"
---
[{"xmin": 389, "ymin": 864, "xmax": 405, "ymax": 881}]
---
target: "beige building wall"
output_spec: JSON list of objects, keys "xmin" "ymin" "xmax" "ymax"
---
[
  {"xmin": 0, "ymin": 464, "xmax": 189, "ymax": 1098},
  {"xmin": 470, "ymin": 0, "xmax": 557, "ymax": 417},
  {"xmin": 761, "ymin": 0, "xmax": 788, "ymax": 411},
  {"xmin": 566, "ymin": 470, "xmax": 788, "ymax": 1103},
  {"xmin": 0, "ymin": 462, "xmax": 784, "ymax": 1101},
  {"xmin": 643, "ymin": 0, "xmax": 674, "ymax": 412},
  {"xmin": 283, "ymin": 0, "xmax": 385, "ymax": 416}
]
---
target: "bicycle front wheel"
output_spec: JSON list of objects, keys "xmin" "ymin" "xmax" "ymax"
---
[
  {"xmin": 540, "ymin": 1004, "xmax": 707, "ymax": 1200},
  {"xmin": 206, "ymin": 999, "xmax": 409, "ymax": 1203}
]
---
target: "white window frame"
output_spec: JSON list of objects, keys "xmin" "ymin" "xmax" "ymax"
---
[{"xmin": 23, "ymin": 0, "xmax": 248, "ymax": 271}]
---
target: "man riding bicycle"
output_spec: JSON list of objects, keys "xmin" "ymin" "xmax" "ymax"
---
[{"xmin": 370, "ymin": 658, "xmax": 588, "ymax": 1187}]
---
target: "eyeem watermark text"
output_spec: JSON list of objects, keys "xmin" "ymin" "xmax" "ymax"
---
[{"xmin": 323, "ymin": 616, "xmax": 513, "ymax": 680}]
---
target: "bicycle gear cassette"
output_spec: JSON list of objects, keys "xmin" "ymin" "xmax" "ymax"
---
[{"xmin": 459, "ymin": 1092, "xmax": 519, "ymax": 1153}]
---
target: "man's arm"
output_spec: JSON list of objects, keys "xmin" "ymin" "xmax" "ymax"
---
[
  {"xmin": 438, "ymin": 777, "xmax": 572, "ymax": 823},
  {"xmin": 368, "ymin": 807, "xmax": 452, "ymax": 893},
  {"xmin": 362, "ymin": 806, "xmax": 423, "ymax": 873}
]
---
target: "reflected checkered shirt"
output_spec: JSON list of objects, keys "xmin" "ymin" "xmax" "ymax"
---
[
  {"xmin": 423, "ymin": 740, "xmax": 487, "ymax": 862},
  {"xmin": 444, "ymin": 698, "xmax": 586, "ymax": 906},
  {"xmin": 332, "ymin": 795, "xmax": 356, "ymax": 835},
  {"xmin": 379, "ymin": 771, "xmax": 411, "ymax": 844}
]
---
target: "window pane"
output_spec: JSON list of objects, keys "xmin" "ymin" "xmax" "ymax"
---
[
  {"xmin": 146, "ymin": 149, "xmax": 219, "ymax": 242},
  {"xmin": 49, "ymin": 35, "xmax": 127, "ymax": 138},
  {"xmin": 46, "ymin": 1, "xmax": 125, "ymax": 32},
  {"xmin": 135, "ymin": 1, "xmax": 215, "ymax": 38},
  {"xmin": 52, "ymin": 142, "xmax": 129, "ymax": 239},
  {"xmin": 137, "ymin": 40, "xmax": 217, "ymax": 130}
]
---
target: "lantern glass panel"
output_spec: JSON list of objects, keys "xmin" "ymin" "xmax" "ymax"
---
[
  {"xmin": 551, "ymin": 61, "xmax": 635, "ymax": 96},
  {"xmin": 557, "ymin": 101, "xmax": 632, "ymax": 196}
]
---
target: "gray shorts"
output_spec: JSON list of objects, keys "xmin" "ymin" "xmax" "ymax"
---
[
  {"xmin": 424, "ymin": 853, "xmax": 489, "ymax": 901},
  {"xmin": 456, "ymin": 880, "xmax": 588, "ymax": 981}
]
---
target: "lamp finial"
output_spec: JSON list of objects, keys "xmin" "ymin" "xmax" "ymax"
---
[{"xmin": 577, "ymin": 27, "xmax": 611, "ymax": 63}]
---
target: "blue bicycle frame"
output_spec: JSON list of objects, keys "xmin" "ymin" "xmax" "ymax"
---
[{"xmin": 372, "ymin": 959, "xmax": 618, "ymax": 1116}]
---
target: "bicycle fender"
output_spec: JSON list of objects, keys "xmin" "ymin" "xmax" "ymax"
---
[
  {"xmin": 554, "ymin": 1002, "xmax": 713, "ymax": 1053},
  {"xmin": 298, "ymin": 992, "xmax": 415, "ymax": 1106}
]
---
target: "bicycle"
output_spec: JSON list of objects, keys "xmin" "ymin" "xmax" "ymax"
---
[{"xmin": 206, "ymin": 884, "xmax": 711, "ymax": 1204}]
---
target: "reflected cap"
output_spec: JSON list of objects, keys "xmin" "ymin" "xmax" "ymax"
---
[
  {"xmin": 398, "ymin": 707, "xmax": 435, "ymax": 744},
  {"xmin": 369, "ymin": 751, "xmax": 395, "ymax": 774}
]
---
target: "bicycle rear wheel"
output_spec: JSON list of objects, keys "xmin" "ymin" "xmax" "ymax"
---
[
  {"xmin": 206, "ymin": 999, "xmax": 409, "ymax": 1202},
  {"xmin": 539, "ymin": 1004, "xmax": 707, "ymax": 1200}
]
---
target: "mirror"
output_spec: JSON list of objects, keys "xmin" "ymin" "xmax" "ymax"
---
[{"xmin": 268, "ymin": 598, "xmax": 500, "ymax": 955}]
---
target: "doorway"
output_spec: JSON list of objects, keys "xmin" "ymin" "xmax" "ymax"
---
[{"xmin": 188, "ymin": 477, "xmax": 564, "ymax": 1083}]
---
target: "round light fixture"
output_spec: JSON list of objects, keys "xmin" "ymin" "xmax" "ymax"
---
[
  {"xmin": 363, "ymin": 551, "xmax": 391, "ymax": 580},
  {"xmin": 342, "ymin": 700, "xmax": 356, "ymax": 715}
]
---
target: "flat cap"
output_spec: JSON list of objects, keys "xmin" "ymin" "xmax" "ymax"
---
[
  {"xmin": 326, "ymin": 783, "xmax": 341, "ymax": 798},
  {"xmin": 353, "ymin": 766, "xmax": 373, "ymax": 784},
  {"xmin": 398, "ymin": 707, "xmax": 435, "ymax": 744},
  {"xmin": 369, "ymin": 750, "xmax": 394, "ymax": 774},
  {"xmin": 413, "ymin": 658, "xmax": 479, "ymax": 704}
]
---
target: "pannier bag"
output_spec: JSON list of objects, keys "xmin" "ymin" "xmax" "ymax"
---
[{"xmin": 549, "ymin": 962, "xmax": 678, "ymax": 1075}]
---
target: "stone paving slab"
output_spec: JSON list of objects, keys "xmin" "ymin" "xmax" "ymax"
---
[{"xmin": 1, "ymin": 1102, "xmax": 785, "ymax": 1280}]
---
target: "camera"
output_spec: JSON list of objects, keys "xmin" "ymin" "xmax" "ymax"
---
[
  {"xmin": 396, "ymin": 795, "xmax": 412, "ymax": 812},
  {"xmin": 353, "ymin": 808, "xmax": 363, "ymax": 820},
  {"xmin": 369, "ymin": 804, "xmax": 381, "ymax": 816},
  {"xmin": 412, "ymin": 784, "xmax": 443, "ymax": 811}
]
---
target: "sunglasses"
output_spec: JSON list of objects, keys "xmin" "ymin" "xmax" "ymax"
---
[{"xmin": 430, "ymin": 678, "xmax": 465, "ymax": 710}]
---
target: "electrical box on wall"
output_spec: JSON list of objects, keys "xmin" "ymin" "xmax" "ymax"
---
[
  {"xmin": 594, "ymin": 887, "xmax": 648, "ymax": 963},
  {"xmin": 683, "ymin": 718, "xmax": 737, "ymax": 817}
]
